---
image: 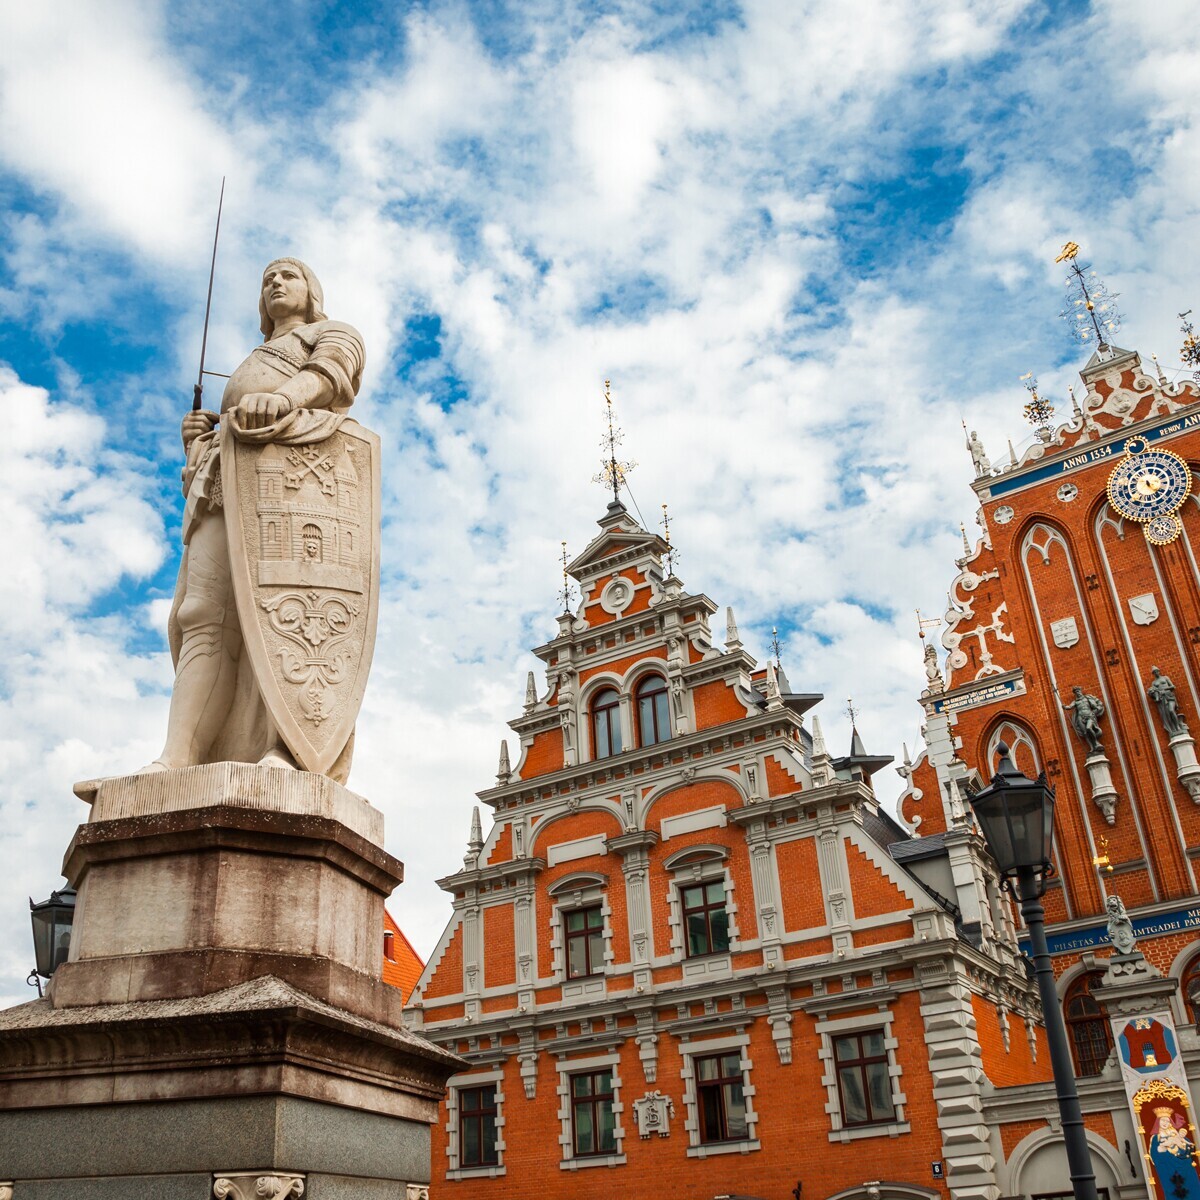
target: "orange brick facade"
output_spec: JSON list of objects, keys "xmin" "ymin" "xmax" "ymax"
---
[{"xmin": 409, "ymin": 500, "xmax": 1049, "ymax": 1200}]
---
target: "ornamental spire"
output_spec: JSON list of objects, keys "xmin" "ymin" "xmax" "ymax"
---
[
  {"xmin": 497, "ymin": 739, "xmax": 511, "ymax": 784},
  {"xmin": 660, "ymin": 503, "xmax": 679, "ymax": 577},
  {"xmin": 1057, "ymin": 242, "xmax": 1122, "ymax": 349},
  {"xmin": 524, "ymin": 670, "xmax": 537, "ymax": 712},
  {"xmin": 1020, "ymin": 371, "xmax": 1054, "ymax": 441},
  {"xmin": 725, "ymin": 606, "xmax": 742, "ymax": 652},
  {"xmin": 464, "ymin": 805, "xmax": 484, "ymax": 868},
  {"xmin": 557, "ymin": 540, "xmax": 577, "ymax": 615},
  {"xmin": 591, "ymin": 379, "xmax": 636, "ymax": 505}
]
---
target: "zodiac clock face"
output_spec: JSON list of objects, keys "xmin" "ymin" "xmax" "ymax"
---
[{"xmin": 1107, "ymin": 437, "xmax": 1191, "ymax": 544}]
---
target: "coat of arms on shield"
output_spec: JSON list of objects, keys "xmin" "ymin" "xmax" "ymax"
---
[{"xmin": 221, "ymin": 420, "xmax": 381, "ymax": 776}]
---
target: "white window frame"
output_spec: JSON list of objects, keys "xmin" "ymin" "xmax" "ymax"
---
[
  {"xmin": 547, "ymin": 874, "xmax": 614, "ymax": 999},
  {"xmin": 445, "ymin": 1068, "xmax": 506, "ymax": 1180},
  {"xmin": 663, "ymin": 847, "xmax": 739, "ymax": 978},
  {"xmin": 555, "ymin": 1052, "xmax": 627, "ymax": 1170},
  {"xmin": 679, "ymin": 1031, "xmax": 760, "ymax": 1158},
  {"xmin": 816, "ymin": 1011, "xmax": 910, "ymax": 1142}
]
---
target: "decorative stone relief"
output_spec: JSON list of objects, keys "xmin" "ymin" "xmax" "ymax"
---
[
  {"xmin": 632, "ymin": 1090, "xmax": 675, "ymax": 1138},
  {"xmin": 636, "ymin": 1029, "xmax": 660, "ymax": 1083},
  {"xmin": 406, "ymin": 1186, "xmax": 430, "ymax": 1200},
  {"xmin": 993, "ymin": 504, "xmax": 1014, "ymax": 524},
  {"xmin": 1057, "ymin": 481, "xmax": 1079, "ymax": 502},
  {"xmin": 600, "ymin": 575, "xmax": 634, "ymax": 615},
  {"xmin": 1050, "ymin": 616, "xmax": 1079, "ymax": 649},
  {"xmin": 0, "ymin": 1183, "xmax": 11, "ymax": 1200},
  {"xmin": 1129, "ymin": 593, "xmax": 1159, "ymax": 625},
  {"xmin": 214, "ymin": 1174, "xmax": 305, "ymax": 1200}
]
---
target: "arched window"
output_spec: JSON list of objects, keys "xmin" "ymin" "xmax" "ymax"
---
[
  {"xmin": 636, "ymin": 675, "xmax": 671, "ymax": 747},
  {"xmin": 1181, "ymin": 953, "xmax": 1200, "ymax": 1027},
  {"xmin": 986, "ymin": 720, "xmax": 1040, "ymax": 779},
  {"xmin": 591, "ymin": 688, "xmax": 622, "ymax": 759},
  {"xmin": 1064, "ymin": 972, "xmax": 1112, "ymax": 1076}
]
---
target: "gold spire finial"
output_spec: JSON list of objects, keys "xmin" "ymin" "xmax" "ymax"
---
[
  {"xmin": 1057, "ymin": 244, "xmax": 1121, "ymax": 347},
  {"xmin": 660, "ymin": 502, "xmax": 679, "ymax": 576},
  {"xmin": 592, "ymin": 379, "xmax": 636, "ymax": 504}
]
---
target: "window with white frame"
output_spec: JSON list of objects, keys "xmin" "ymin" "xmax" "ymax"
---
[
  {"xmin": 548, "ymin": 874, "xmax": 612, "ymax": 989},
  {"xmin": 446, "ymin": 1070, "xmax": 506, "ymax": 1178},
  {"xmin": 663, "ymin": 846, "xmax": 738, "ymax": 965},
  {"xmin": 680, "ymin": 1035, "xmax": 759, "ymax": 1156},
  {"xmin": 816, "ymin": 1012, "xmax": 908, "ymax": 1142},
  {"xmin": 555, "ymin": 1054, "xmax": 626, "ymax": 1169}
]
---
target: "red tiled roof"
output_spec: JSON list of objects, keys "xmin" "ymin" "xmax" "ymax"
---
[{"xmin": 382, "ymin": 907, "xmax": 425, "ymax": 1003}]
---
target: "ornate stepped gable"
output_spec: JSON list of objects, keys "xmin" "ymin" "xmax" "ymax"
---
[
  {"xmin": 409, "ymin": 498, "xmax": 1041, "ymax": 1199},
  {"xmin": 898, "ymin": 342, "xmax": 1200, "ymax": 1195}
]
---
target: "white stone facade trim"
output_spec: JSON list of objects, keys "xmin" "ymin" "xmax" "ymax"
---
[
  {"xmin": 547, "ymin": 878, "xmax": 614, "ymax": 992},
  {"xmin": 554, "ymin": 1051, "xmax": 627, "ymax": 1170},
  {"xmin": 444, "ymin": 1067, "xmax": 507, "ymax": 1180},
  {"xmin": 814, "ymin": 1010, "xmax": 910, "ymax": 1143},
  {"xmin": 677, "ymin": 1029, "xmax": 760, "ymax": 1156},
  {"xmin": 214, "ymin": 1175, "xmax": 305, "ymax": 1199},
  {"xmin": 663, "ymin": 855, "xmax": 741, "ymax": 963}
]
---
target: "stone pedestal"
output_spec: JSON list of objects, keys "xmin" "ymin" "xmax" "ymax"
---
[
  {"xmin": 1167, "ymin": 732, "xmax": 1200, "ymax": 802},
  {"xmin": 0, "ymin": 766, "xmax": 462, "ymax": 1198},
  {"xmin": 1084, "ymin": 751, "xmax": 1119, "ymax": 825}
]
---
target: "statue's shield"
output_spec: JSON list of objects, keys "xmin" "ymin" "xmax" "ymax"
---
[{"xmin": 221, "ymin": 420, "xmax": 381, "ymax": 775}]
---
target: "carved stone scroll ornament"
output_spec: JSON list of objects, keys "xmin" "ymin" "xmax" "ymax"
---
[
  {"xmin": 632, "ymin": 1090, "xmax": 675, "ymax": 1138},
  {"xmin": 0, "ymin": 1182, "xmax": 12, "ymax": 1200},
  {"xmin": 406, "ymin": 1186, "xmax": 430, "ymax": 1200},
  {"xmin": 214, "ymin": 1174, "xmax": 305, "ymax": 1200}
]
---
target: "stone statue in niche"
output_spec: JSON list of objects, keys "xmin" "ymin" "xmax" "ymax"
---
[
  {"xmin": 1147, "ymin": 667, "xmax": 1189, "ymax": 738},
  {"xmin": 1063, "ymin": 686, "xmax": 1106, "ymax": 755},
  {"xmin": 1105, "ymin": 894, "xmax": 1137, "ymax": 955},
  {"xmin": 144, "ymin": 259, "xmax": 376, "ymax": 782}
]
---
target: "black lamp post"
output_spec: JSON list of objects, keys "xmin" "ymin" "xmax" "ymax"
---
[
  {"xmin": 28, "ymin": 886, "xmax": 76, "ymax": 995},
  {"xmin": 969, "ymin": 743, "xmax": 1098, "ymax": 1200}
]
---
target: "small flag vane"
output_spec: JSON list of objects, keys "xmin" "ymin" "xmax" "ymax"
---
[
  {"xmin": 592, "ymin": 380, "xmax": 637, "ymax": 504},
  {"xmin": 916, "ymin": 608, "xmax": 942, "ymax": 639},
  {"xmin": 1020, "ymin": 371, "xmax": 1055, "ymax": 436},
  {"xmin": 1057, "ymin": 243, "xmax": 1121, "ymax": 347},
  {"xmin": 771, "ymin": 626, "xmax": 782, "ymax": 669},
  {"xmin": 558, "ymin": 541, "xmax": 577, "ymax": 614}
]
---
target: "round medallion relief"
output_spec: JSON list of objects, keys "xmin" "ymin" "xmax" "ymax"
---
[
  {"xmin": 600, "ymin": 576, "xmax": 635, "ymax": 614},
  {"xmin": 993, "ymin": 505, "xmax": 1015, "ymax": 525},
  {"xmin": 1057, "ymin": 482, "xmax": 1079, "ymax": 502}
]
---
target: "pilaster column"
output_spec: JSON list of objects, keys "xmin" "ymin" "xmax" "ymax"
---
[{"xmin": 608, "ymin": 830, "xmax": 660, "ymax": 993}]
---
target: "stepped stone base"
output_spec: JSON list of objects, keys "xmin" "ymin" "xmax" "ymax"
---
[{"xmin": 0, "ymin": 764, "xmax": 463, "ymax": 1198}]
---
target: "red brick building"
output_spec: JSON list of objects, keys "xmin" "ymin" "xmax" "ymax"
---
[
  {"xmin": 899, "ymin": 342, "xmax": 1200, "ymax": 1195},
  {"xmin": 409, "ymin": 500, "xmax": 1046, "ymax": 1200}
]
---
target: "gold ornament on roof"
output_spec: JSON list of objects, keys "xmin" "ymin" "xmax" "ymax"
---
[
  {"xmin": 592, "ymin": 379, "xmax": 637, "ymax": 503},
  {"xmin": 1055, "ymin": 242, "xmax": 1080, "ymax": 263},
  {"xmin": 1057, "ymin": 243, "xmax": 1122, "ymax": 346}
]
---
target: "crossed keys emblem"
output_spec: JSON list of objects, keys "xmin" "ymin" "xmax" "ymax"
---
[{"xmin": 284, "ymin": 446, "xmax": 336, "ymax": 496}]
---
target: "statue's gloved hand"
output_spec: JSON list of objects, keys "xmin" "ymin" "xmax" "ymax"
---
[
  {"xmin": 182, "ymin": 409, "xmax": 220, "ymax": 449},
  {"xmin": 235, "ymin": 392, "xmax": 295, "ymax": 430}
]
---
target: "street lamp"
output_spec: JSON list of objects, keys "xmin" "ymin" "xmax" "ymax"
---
[
  {"xmin": 969, "ymin": 743, "xmax": 1098, "ymax": 1200},
  {"xmin": 29, "ymin": 886, "xmax": 76, "ymax": 995}
]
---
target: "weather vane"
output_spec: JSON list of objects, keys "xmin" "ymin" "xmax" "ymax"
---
[
  {"xmin": 1020, "ymin": 371, "xmax": 1055, "ymax": 438},
  {"xmin": 1057, "ymin": 242, "xmax": 1121, "ymax": 348},
  {"xmin": 592, "ymin": 379, "xmax": 636, "ymax": 503},
  {"xmin": 846, "ymin": 697, "xmax": 859, "ymax": 727},
  {"xmin": 916, "ymin": 608, "xmax": 942, "ymax": 639},
  {"xmin": 1179, "ymin": 310, "xmax": 1200, "ymax": 384},
  {"xmin": 770, "ymin": 626, "xmax": 782, "ymax": 669},
  {"xmin": 660, "ymin": 503, "xmax": 679, "ymax": 576},
  {"xmin": 558, "ymin": 540, "xmax": 577, "ymax": 614}
]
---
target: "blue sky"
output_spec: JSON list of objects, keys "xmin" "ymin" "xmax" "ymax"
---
[{"xmin": 2, "ymin": 0, "xmax": 1199, "ymax": 1003}]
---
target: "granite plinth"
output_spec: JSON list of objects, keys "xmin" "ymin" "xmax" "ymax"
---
[
  {"xmin": 56, "ymin": 766, "xmax": 405, "ymax": 1023},
  {"xmin": 0, "ymin": 977, "xmax": 462, "ymax": 1197}
]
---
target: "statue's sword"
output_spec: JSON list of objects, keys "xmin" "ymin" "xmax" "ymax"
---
[{"xmin": 192, "ymin": 177, "xmax": 226, "ymax": 411}]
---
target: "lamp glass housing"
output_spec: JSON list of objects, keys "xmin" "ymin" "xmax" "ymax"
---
[
  {"xmin": 29, "ymin": 887, "xmax": 76, "ymax": 979},
  {"xmin": 969, "ymin": 748, "xmax": 1056, "ymax": 879}
]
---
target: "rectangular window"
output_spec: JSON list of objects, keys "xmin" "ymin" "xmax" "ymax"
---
[
  {"xmin": 459, "ymin": 1085, "xmax": 499, "ymax": 1167},
  {"xmin": 565, "ymin": 905, "xmax": 605, "ymax": 978},
  {"xmin": 681, "ymin": 879, "xmax": 730, "ymax": 957},
  {"xmin": 696, "ymin": 1052, "xmax": 749, "ymax": 1143},
  {"xmin": 833, "ymin": 1030, "xmax": 895, "ymax": 1127},
  {"xmin": 570, "ymin": 1070, "xmax": 616, "ymax": 1157}
]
